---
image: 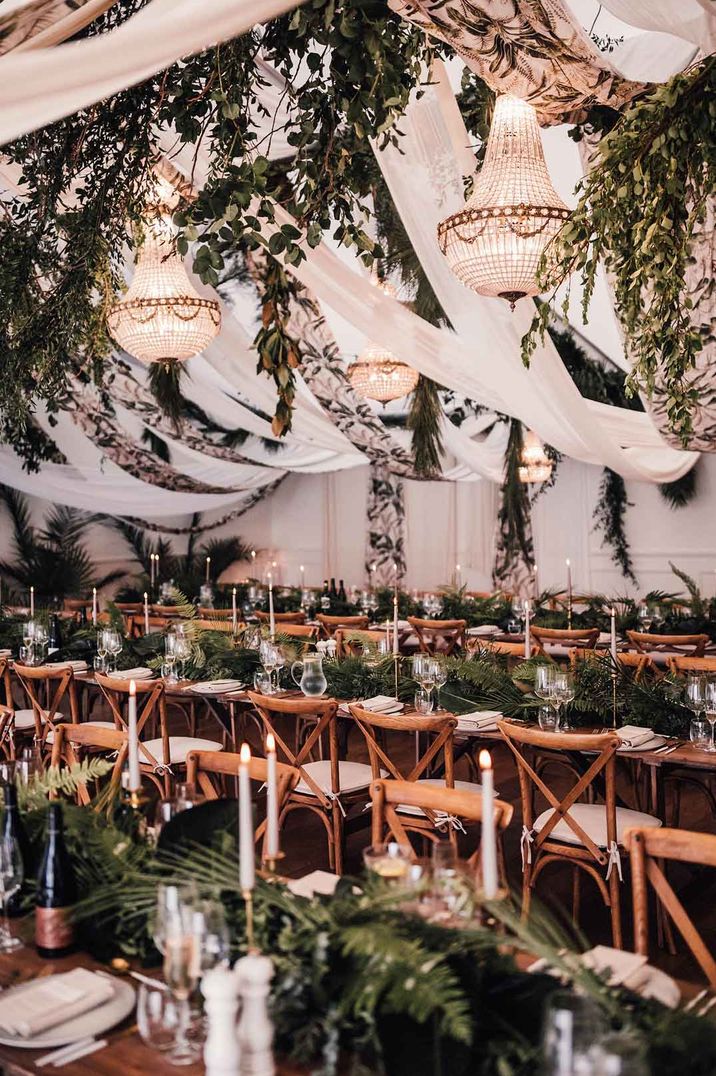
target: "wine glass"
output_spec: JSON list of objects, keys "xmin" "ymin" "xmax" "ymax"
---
[
  {"xmin": 685, "ymin": 673, "xmax": 706, "ymax": 729},
  {"xmin": 173, "ymin": 637, "xmax": 192, "ymax": 682},
  {"xmin": 32, "ymin": 624, "xmax": 48, "ymax": 662},
  {"xmin": 96, "ymin": 630, "xmax": 108, "ymax": 673},
  {"xmin": 259, "ymin": 640, "xmax": 278, "ymax": 693},
  {"xmin": 272, "ymin": 646, "xmax": 286, "ymax": 692},
  {"xmin": 190, "ymin": 899, "xmax": 230, "ymax": 975},
  {"xmin": 163, "ymin": 922, "xmax": 200, "ymax": 1066},
  {"xmin": 21, "ymin": 622, "xmax": 35, "ymax": 665},
  {"xmin": 0, "ymin": 836, "xmax": 23, "ymax": 951},
  {"xmin": 637, "ymin": 603, "xmax": 653, "ymax": 631},
  {"xmin": 702, "ymin": 678, "xmax": 716, "ymax": 753},
  {"xmin": 152, "ymin": 881, "xmax": 197, "ymax": 955},
  {"xmin": 429, "ymin": 658, "xmax": 448, "ymax": 711},
  {"xmin": 552, "ymin": 670, "xmax": 575, "ymax": 732},
  {"xmin": 534, "ymin": 665, "xmax": 558, "ymax": 729},
  {"xmin": 105, "ymin": 629, "xmax": 123, "ymax": 672},
  {"xmin": 411, "ymin": 654, "xmax": 432, "ymax": 689}
]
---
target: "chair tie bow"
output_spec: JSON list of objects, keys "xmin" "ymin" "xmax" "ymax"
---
[
  {"xmin": 605, "ymin": 840, "xmax": 623, "ymax": 882},
  {"xmin": 520, "ymin": 825, "xmax": 535, "ymax": 869},
  {"xmin": 435, "ymin": 813, "xmax": 467, "ymax": 835},
  {"xmin": 324, "ymin": 790, "xmax": 347, "ymax": 817}
]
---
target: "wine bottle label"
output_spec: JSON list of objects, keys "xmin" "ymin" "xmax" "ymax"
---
[{"xmin": 35, "ymin": 907, "xmax": 74, "ymax": 951}]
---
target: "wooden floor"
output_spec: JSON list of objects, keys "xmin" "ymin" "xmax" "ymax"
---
[{"xmin": 123, "ymin": 696, "xmax": 716, "ymax": 984}]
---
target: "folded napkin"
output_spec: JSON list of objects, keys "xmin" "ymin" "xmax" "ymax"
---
[
  {"xmin": 107, "ymin": 667, "xmax": 153, "ymax": 681},
  {"xmin": 189, "ymin": 680, "xmax": 243, "ymax": 693},
  {"xmin": 454, "ymin": 710, "xmax": 502, "ymax": 732},
  {"xmin": 359, "ymin": 695, "xmax": 404, "ymax": 713},
  {"xmin": 50, "ymin": 660, "xmax": 88, "ymax": 672},
  {"xmin": 0, "ymin": 968, "xmax": 114, "ymax": 1038},
  {"xmin": 582, "ymin": 945, "xmax": 647, "ymax": 987},
  {"xmin": 288, "ymin": 870, "xmax": 341, "ymax": 900},
  {"xmin": 616, "ymin": 725, "xmax": 653, "ymax": 749},
  {"xmin": 468, "ymin": 625, "xmax": 500, "ymax": 637}
]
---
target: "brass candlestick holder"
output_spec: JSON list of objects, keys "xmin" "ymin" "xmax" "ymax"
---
[
  {"xmin": 567, "ymin": 599, "xmax": 573, "ymax": 631},
  {"xmin": 243, "ymin": 888, "xmax": 256, "ymax": 952},
  {"xmin": 261, "ymin": 850, "xmax": 285, "ymax": 883}
]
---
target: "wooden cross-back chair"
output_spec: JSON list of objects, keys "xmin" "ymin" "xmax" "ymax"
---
[
  {"xmin": 95, "ymin": 674, "xmax": 223, "ymax": 796},
  {"xmin": 351, "ymin": 704, "xmax": 486, "ymax": 853},
  {"xmin": 625, "ymin": 827, "xmax": 716, "ymax": 987},
  {"xmin": 256, "ymin": 610, "xmax": 306, "ymax": 625},
  {"xmin": 626, "ymin": 631, "xmax": 710, "ymax": 657},
  {"xmin": 150, "ymin": 605, "xmax": 184, "ymax": 618},
  {"xmin": 407, "ymin": 617, "xmax": 466, "ymax": 655},
  {"xmin": 668, "ymin": 655, "xmax": 716, "ymax": 676},
  {"xmin": 370, "ymin": 779, "xmax": 513, "ymax": 873},
  {"xmin": 247, "ymin": 691, "xmax": 370, "ymax": 874},
  {"xmin": 315, "ymin": 614, "xmax": 369, "ymax": 640},
  {"xmin": 335, "ymin": 629, "xmax": 387, "ymax": 658},
  {"xmin": 530, "ymin": 626, "xmax": 599, "ymax": 659},
  {"xmin": 497, "ymin": 721, "xmax": 661, "ymax": 948},
  {"xmin": 186, "ymin": 749, "xmax": 299, "ymax": 856},
  {"xmin": 569, "ymin": 648, "xmax": 656, "ymax": 682},
  {"xmin": 194, "ymin": 619, "xmax": 236, "ymax": 633},
  {"xmin": 50, "ymin": 724, "xmax": 128, "ymax": 806},
  {"xmin": 197, "ymin": 607, "xmax": 233, "ymax": 620},
  {"xmin": 12, "ymin": 662, "xmax": 80, "ymax": 749},
  {"xmin": 0, "ymin": 658, "xmax": 14, "ymax": 759},
  {"xmin": 275, "ymin": 624, "xmax": 318, "ymax": 641},
  {"xmin": 473, "ymin": 640, "xmax": 525, "ymax": 659},
  {"xmin": 129, "ymin": 614, "xmax": 170, "ymax": 638}
]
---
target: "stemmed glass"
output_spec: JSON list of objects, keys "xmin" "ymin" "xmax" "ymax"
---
[
  {"xmin": 428, "ymin": 658, "xmax": 448, "ymax": 711},
  {"xmin": 174, "ymin": 637, "xmax": 192, "ymax": 682},
  {"xmin": 552, "ymin": 670, "xmax": 575, "ymax": 732},
  {"xmin": 163, "ymin": 633, "xmax": 178, "ymax": 685},
  {"xmin": 637, "ymin": 603, "xmax": 654, "ymax": 631},
  {"xmin": 104, "ymin": 629, "xmax": 123, "ymax": 672},
  {"xmin": 163, "ymin": 919, "xmax": 200, "ymax": 1066},
  {"xmin": 0, "ymin": 836, "xmax": 23, "ymax": 952},
  {"xmin": 259, "ymin": 640, "xmax": 278, "ymax": 694},
  {"xmin": 412, "ymin": 655, "xmax": 433, "ymax": 701},
  {"xmin": 685, "ymin": 674, "xmax": 711, "ymax": 750},
  {"xmin": 32, "ymin": 624, "xmax": 48, "ymax": 663},
  {"xmin": 96, "ymin": 630, "xmax": 108, "ymax": 673},
  {"xmin": 21, "ymin": 622, "xmax": 35, "ymax": 665},
  {"xmin": 705, "ymin": 679, "xmax": 716, "ymax": 753},
  {"xmin": 534, "ymin": 665, "xmax": 556, "ymax": 712}
]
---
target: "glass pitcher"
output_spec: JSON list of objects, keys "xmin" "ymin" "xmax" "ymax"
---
[{"xmin": 291, "ymin": 653, "xmax": 327, "ymax": 697}]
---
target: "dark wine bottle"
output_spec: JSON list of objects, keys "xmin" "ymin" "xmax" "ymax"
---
[
  {"xmin": 35, "ymin": 803, "xmax": 77, "ymax": 958},
  {"xmin": 2, "ymin": 785, "xmax": 29, "ymax": 918},
  {"xmin": 47, "ymin": 614, "xmax": 62, "ymax": 656},
  {"xmin": 338, "ymin": 579, "xmax": 347, "ymax": 603},
  {"xmin": 320, "ymin": 579, "xmax": 330, "ymax": 611},
  {"xmin": 329, "ymin": 577, "xmax": 337, "ymax": 599}
]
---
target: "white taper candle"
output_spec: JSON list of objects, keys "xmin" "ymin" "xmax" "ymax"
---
[
  {"xmin": 232, "ymin": 587, "xmax": 238, "ymax": 633},
  {"xmin": 92, "ymin": 587, "xmax": 97, "ymax": 626},
  {"xmin": 268, "ymin": 575, "xmax": 275, "ymax": 640},
  {"xmin": 266, "ymin": 733, "xmax": 279, "ymax": 860},
  {"xmin": 127, "ymin": 679, "xmax": 141, "ymax": 793},
  {"xmin": 239, "ymin": 743, "xmax": 255, "ymax": 892},
  {"xmin": 143, "ymin": 591, "xmax": 149, "ymax": 635},
  {"xmin": 479, "ymin": 750, "xmax": 498, "ymax": 899},
  {"xmin": 610, "ymin": 607, "xmax": 618, "ymax": 663},
  {"xmin": 393, "ymin": 595, "xmax": 399, "ymax": 657},
  {"xmin": 524, "ymin": 600, "xmax": 531, "ymax": 660},
  {"xmin": 30, "ymin": 586, "xmax": 34, "ymax": 618}
]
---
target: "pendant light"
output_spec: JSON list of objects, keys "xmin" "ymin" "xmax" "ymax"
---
[
  {"xmin": 347, "ymin": 278, "xmax": 419, "ymax": 402},
  {"xmin": 518, "ymin": 429, "xmax": 553, "ymax": 484},
  {"xmin": 438, "ymin": 95, "xmax": 570, "ymax": 309}
]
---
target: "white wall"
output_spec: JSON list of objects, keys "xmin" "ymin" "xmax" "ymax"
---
[{"xmin": 1, "ymin": 456, "xmax": 715, "ymax": 598}]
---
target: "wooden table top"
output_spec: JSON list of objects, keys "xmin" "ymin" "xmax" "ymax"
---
[{"xmin": 0, "ymin": 943, "xmax": 305, "ymax": 1076}]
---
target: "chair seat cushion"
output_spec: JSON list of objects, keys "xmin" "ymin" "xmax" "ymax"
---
[
  {"xmin": 13, "ymin": 709, "xmax": 64, "ymax": 731},
  {"xmin": 396, "ymin": 778, "xmax": 485, "ymax": 818},
  {"xmin": 294, "ymin": 760, "xmax": 382, "ymax": 797},
  {"xmin": 533, "ymin": 803, "xmax": 661, "ymax": 849},
  {"xmin": 142, "ymin": 737, "xmax": 223, "ymax": 766}
]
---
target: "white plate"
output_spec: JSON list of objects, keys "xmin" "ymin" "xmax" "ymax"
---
[
  {"xmin": 617, "ymin": 734, "xmax": 666, "ymax": 753},
  {"xmin": 0, "ymin": 976, "xmax": 135, "ymax": 1048},
  {"xmin": 188, "ymin": 680, "xmax": 244, "ymax": 695}
]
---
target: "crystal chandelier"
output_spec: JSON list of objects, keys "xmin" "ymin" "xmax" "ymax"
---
[
  {"xmin": 347, "ymin": 278, "xmax": 419, "ymax": 403},
  {"xmin": 519, "ymin": 429, "xmax": 553, "ymax": 484},
  {"xmin": 108, "ymin": 183, "xmax": 221, "ymax": 366},
  {"xmin": 437, "ymin": 95, "xmax": 570, "ymax": 309}
]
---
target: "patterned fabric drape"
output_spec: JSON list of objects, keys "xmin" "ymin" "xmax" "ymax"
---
[
  {"xmin": 122, "ymin": 476, "xmax": 286, "ymax": 533},
  {"xmin": 365, "ymin": 464, "xmax": 407, "ymax": 585},
  {"xmin": 389, "ymin": 0, "xmax": 644, "ymax": 124}
]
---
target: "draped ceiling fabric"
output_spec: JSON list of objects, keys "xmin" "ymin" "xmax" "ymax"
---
[
  {"xmin": 389, "ymin": 0, "xmax": 645, "ymax": 124},
  {"xmin": 365, "ymin": 465, "xmax": 407, "ymax": 585}
]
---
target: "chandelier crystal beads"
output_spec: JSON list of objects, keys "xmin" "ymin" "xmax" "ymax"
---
[
  {"xmin": 519, "ymin": 429, "xmax": 553, "ymax": 484},
  {"xmin": 438, "ymin": 95, "xmax": 570, "ymax": 309},
  {"xmin": 347, "ymin": 278, "xmax": 419, "ymax": 403},
  {"xmin": 108, "ymin": 200, "xmax": 221, "ymax": 366}
]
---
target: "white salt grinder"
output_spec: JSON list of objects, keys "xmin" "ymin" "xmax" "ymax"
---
[{"xmin": 202, "ymin": 965, "xmax": 242, "ymax": 1076}]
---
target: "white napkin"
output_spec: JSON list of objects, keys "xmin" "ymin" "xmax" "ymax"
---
[
  {"xmin": 359, "ymin": 695, "xmax": 404, "ymax": 713},
  {"xmin": 50, "ymin": 660, "xmax": 88, "ymax": 672},
  {"xmin": 107, "ymin": 667, "xmax": 153, "ymax": 681},
  {"xmin": 288, "ymin": 870, "xmax": 340, "ymax": 899},
  {"xmin": 0, "ymin": 968, "xmax": 114, "ymax": 1038},
  {"xmin": 454, "ymin": 710, "xmax": 502, "ymax": 732},
  {"xmin": 581, "ymin": 945, "xmax": 647, "ymax": 987},
  {"xmin": 616, "ymin": 725, "xmax": 653, "ymax": 749},
  {"xmin": 468, "ymin": 625, "xmax": 500, "ymax": 637},
  {"xmin": 189, "ymin": 680, "xmax": 243, "ymax": 694}
]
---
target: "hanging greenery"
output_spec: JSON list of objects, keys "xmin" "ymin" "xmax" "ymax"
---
[
  {"xmin": 522, "ymin": 57, "xmax": 716, "ymax": 444},
  {"xmin": 593, "ymin": 468, "xmax": 637, "ymax": 585},
  {"xmin": 493, "ymin": 420, "xmax": 534, "ymax": 588},
  {"xmin": 659, "ymin": 464, "xmax": 699, "ymax": 509},
  {"xmin": 407, "ymin": 376, "xmax": 444, "ymax": 476}
]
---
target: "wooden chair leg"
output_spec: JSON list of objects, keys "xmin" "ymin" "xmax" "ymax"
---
[
  {"xmin": 332, "ymin": 803, "xmax": 344, "ymax": 876},
  {"xmin": 608, "ymin": 869, "xmax": 623, "ymax": 950},
  {"xmin": 521, "ymin": 864, "xmax": 533, "ymax": 921}
]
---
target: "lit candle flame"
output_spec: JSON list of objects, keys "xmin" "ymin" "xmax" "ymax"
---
[{"xmin": 479, "ymin": 749, "xmax": 492, "ymax": 771}]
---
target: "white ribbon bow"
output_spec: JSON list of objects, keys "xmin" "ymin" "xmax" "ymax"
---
[
  {"xmin": 435, "ymin": 813, "xmax": 467, "ymax": 835},
  {"xmin": 605, "ymin": 841, "xmax": 623, "ymax": 881},
  {"xmin": 520, "ymin": 825, "xmax": 535, "ymax": 869}
]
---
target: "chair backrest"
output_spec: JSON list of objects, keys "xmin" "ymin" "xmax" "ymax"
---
[
  {"xmin": 194, "ymin": 619, "xmax": 236, "ymax": 633},
  {"xmin": 0, "ymin": 657, "xmax": 11, "ymax": 709},
  {"xmin": 197, "ymin": 607, "xmax": 233, "ymax": 620},
  {"xmin": 668, "ymin": 655, "xmax": 716, "ymax": 676},
  {"xmin": 315, "ymin": 614, "xmax": 369, "ymax": 639},
  {"xmin": 0, "ymin": 659, "xmax": 14, "ymax": 758},
  {"xmin": 247, "ymin": 691, "xmax": 339, "ymax": 806},
  {"xmin": 50, "ymin": 724, "xmax": 128, "ymax": 806},
  {"xmin": 370, "ymin": 778, "xmax": 513, "ymax": 860},
  {"xmin": 94, "ymin": 673, "xmax": 167, "ymax": 771},
  {"xmin": 12, "ymin": 662, "xmax": 80, "ymax": 742},
  {"xmin": 569, "ymin": 648, "xmax": 655, "ymax": 681},
  {"xmin": 114, "ymin": 602, "xmax": 143, "ymax": 613},
  {"xmin": 530, "ymin": 626, "xmax": 599, "ymax": 658},
  {"xmin": 350, "ymin": 704, "xmax": 457, "ymax": 785},
  {"xmin": 626, "ymin": 631, "xmax": 709, "ymax": 657},
  {"xmin": 497, "ymin": 721, "xmax": 620, "ymax": 868},
  {"xmin": 276, "ymin": 624, "xmax": 318, "ymax": 641},
  {"xmin": 255, "ymin": 610, "xmax": 306, "ymax": 625},
  {"xmin": 475, "ymin": 640, "xmax": 525, "ymax": 658},
  {"xmin": 624, "ymin": 827, "xmax": 716, "ymax": 986},
  {"xmin": 335, "ymin": 629, "xmax": 387, "ymax": 658},
  {"xmin": 150, "ymin": 605, "xmax": 184, "ymax": 618},
  {"xmin": 407, "ymin": 617, "xmax": 466, "ymax": 655},
  {"xmin": 63, "ymin": 598, "xmax": 91, "ymax": 613},
  {"xmin": 130, "ymin": 614, "xmax": 170, "ymax": 637}
]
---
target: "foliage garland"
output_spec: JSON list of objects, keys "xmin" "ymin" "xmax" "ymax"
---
[
  {"xmin": 522, "ymin": 58, "xmax": 716, "ymax": 444},
  {"xmin": 593, "ymin": 468, "xmax": 637, "ymax": 585}
]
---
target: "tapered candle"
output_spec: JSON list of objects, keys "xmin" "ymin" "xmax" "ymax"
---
[
  {"xmin": 92, "ymin": 587, "xmax": 97, "ymax": 626},
  {"xmin": 610, "ymin": 607, "xmax": 618, "ymax": 663},
  {"xmin": 239, "ymin": 743, "xmax": 255, "ymax": 892},
  {"xmin": 393, "ymin": 595, "xmax": 399, "ymax": 656},
  {"xmin": 300, "ymin": 564, "xmax": 305, "ymax": 589},
  {"xmin": 265, "ymin": 733, "xmax": 279, "ymax": 859},
  {"xmin": 479, "ymin": 750, "xmax": 498, "ymax": 899},
  {"xmin": 206, "ymin": 556, "xmax": 211, "ymax": 583},
  {"xmin": 524, "ymin": 600, "xmax": 531, "ymax": 660},
  {"xmin": 232, "ymin": 587, "xmax": 238, "ymax": 633},
  {"xmin": 268, "ymin": 575, "xmax": 275, "ymax": 640},
  {"xmin": 127, "ymin": 679, "xmax": 141, "ymax": 793},
  {"xmin": 149, "ymin": 553, "xmax": 154, "ymax": 587},
  {"xmin": 532, "ymin": 563, "xmax": 539, "ymax": 600},
  {"xmin": 143, "ymin": 591, "xmax": 149, "ymax": 634},
  {"xmin": 565, "ymin": 558, "xmax": 572, "ymax": 604},
  {"xmin": 370, "ymin": 563, "xmax": 376, "ymax": 586},
  {"xmin": 30, "ymin": 586, "xmax": 34, "ymax": 618},
  {"xmin": 455, "ymin": 563, "xmax": 461, "ymax": 588}
]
